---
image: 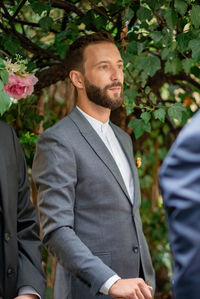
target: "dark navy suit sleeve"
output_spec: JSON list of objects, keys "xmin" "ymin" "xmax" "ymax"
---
[{"xmin": 159, "ymin": 110, "xmax": 200, "ymax": 299}]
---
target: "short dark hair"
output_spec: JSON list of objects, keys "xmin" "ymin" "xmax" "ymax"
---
[{"xmin": 65, "ymin": 32, "xmax": 114, "ymax": 77}]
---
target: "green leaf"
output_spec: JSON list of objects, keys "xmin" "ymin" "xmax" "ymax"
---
[
  {"xmin": 158, "ymin": 147, "xmax": 168, "ymax": 160},
  {"xmin": 188, "ymin": 39, "xmax": 200, "ymax": 61},
  {"xmin": 168, "ymin": 103, "xmax": 185, "ymax": 123},
  {"xmin": 175, "ymin": 0, "xmax": 188, "ymax": 16},
  {"xmin": 145, "ymin": 86, "xmax": 151, "ymax": 94},
  {"xmin": 138, "ymin": 55, "xmax": 161, "ymax": 77},
  {"xmin": 27, "ymin": 61, "xmax": 37, "ymax": 73},
  {"xmin": 94, "ymin": 15, "xmax": 107, "ymax": 31},
  {"xmin": 128, "ymin": 119, "xmax": 144, "ymax": 139},
  {"xmin": 150, "ymin": 31, "xmax": 163, "ymax": 43},
  {"xmin": 0, "ymin": 70, "xmax": 9, "ymax": 84},
  {"xmin": 182, "ymin": 58, "xmax": 193, "ymax": 74},
  {"xmin": 0, "ymin": 91, "xmax": 11, "ymax": 116},
  {"xmin": 126, "ymin": 41, "xmax": 138, "ymax": 55},
  {"xmin": 161, "ymin": 48, "xmax": 171, "ymax": 60},
  {"xmin": 176, "ymin": 32, "xmax": 194, "ymax": 53},
  {"xmin": 165, "ymin": 58, "xmax": 182, "ymax": 75},
  {"xmin": 149, "ymin": 92, "xmax": 157, "ymax": 104},
  {"xmin": 19, "ymin": 132, "xmax": 38, "ymax": 145},
  {"xmin": 143, "ymin": 121, "xmax": 151, "ymax": 133},
  {"xmin": 3, "ymin": 35, "xmax": 21, "ymax": 55},
  {"xmin": 153, "ymin": 108, "xmax": 166, "ymax": 123},
  {"xmin": 137, "ymin": 7, "xmax": 152, "ymax": 22},
  {"xmin": 191, "ymin": 5, "xmax": 200, "ymax": 28},
  {"xmin": 124, "ymin": 87, "xmax": 138, "ymax": 101},
  {"xmin": 137, "ymin": 41, "xmax": 147, "ymax": 55},
  {"xmin": 39, "ymin": 16, "xmax": 53, "ymax": 32},
  {"xmin": 148, "ymin": 0, "xmax": 165, "ymax": 10},
  {"xmin": 191, "ymin": 66, "xmax": 200, "ymax": 77},
  {"xmin": 30, "ymin": 1, "xmax": 51, "ymax": 15},
  {"xmin": 128, "ymin": 118, "xmax": 151, "ymax": 139},
  {"xmin": 55, "ymin": 30, "xmax": 70, "ymax": 43},
  {"xmin": 0, "ymin": 80, "xmax": 4, "ymax": 91},
  {"xmin": 141, "ymin": 112, "xmax": 151, "ymax": 124},
  {"xmin": 0, "ymin": 58, "xmax": 5, "ymax": 69},
  {"xmin": 164, "ymin": 8, "xmax": 178, "ymax": 28}
]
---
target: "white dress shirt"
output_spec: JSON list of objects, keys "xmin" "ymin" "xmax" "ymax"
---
[{"xmin": 77, "ymin": 106, "xmax": 134, "ymax": 294}]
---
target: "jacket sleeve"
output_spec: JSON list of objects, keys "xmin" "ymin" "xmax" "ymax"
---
[
  {"xmin": 159, "ymin": 113, "xmax": 200, "ymax": 298},
  {"xmin": 32, "ymin": 131, "xmax": 116, "ymax": 296},
  {"xmin": 12, "ymin": 128, "xmax": 46, "ymax": 298}
]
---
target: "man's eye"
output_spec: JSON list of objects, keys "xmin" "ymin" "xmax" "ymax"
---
[
  {"xmin": 99, "ymin": 65, "xmax": 108, "ymax": 70},
  {"xmin": 117, "ymin": 64, "xmax": 123, "ymax": 69}
]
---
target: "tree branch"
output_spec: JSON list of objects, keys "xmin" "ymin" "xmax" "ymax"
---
[
  {"xmin": 14, "ymin": 18, "xmax": 59, "ymax": 33},
  {"xmin": 50, "ymin": 0, "xmax": 84, "ymax": 17},
  {"xmin": 0, "ymin": 49, "xmax": 10, "ymax": 58},
  {"xmin": 14, "ymin": 19, "xmax": 40, "ymax": 27},
  {"xmin": 34, "ymin": 63, "xmax": 67, "ymax": 93},
  {"xmin": 0, "ymin": 1, "xmax": 11, "ymax": 20},
  {"xmin": 12, "ymin": 0, "xmax": 27, "ymax": 19},
  {"xmin": 14, "ymin": 31, "xmax": 60, "ymax": 59},
  {"xmin": 173, "ymin": 72, "xmax": 200, "ymax": 91},
  {"xmin": 86, "ymin": 0, "xmax": 112, "ymax": 22},
  {"xmin": 128, "ymin": 14, "xmax": 137, "ymax": 29}
]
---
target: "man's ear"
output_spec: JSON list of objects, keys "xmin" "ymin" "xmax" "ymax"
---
[{"xmin": 69, "ymin": 71, "xmax": 84, "ymax": 89}]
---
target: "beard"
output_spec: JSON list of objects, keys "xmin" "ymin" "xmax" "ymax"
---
[{"xmin": 84, "ymin": 77, "xmax": 124, "ymax": 111}]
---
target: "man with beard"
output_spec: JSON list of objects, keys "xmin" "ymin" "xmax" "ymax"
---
[{"xmin": 32, "ymin": 32, "xmax": 155, "ymax": 299}]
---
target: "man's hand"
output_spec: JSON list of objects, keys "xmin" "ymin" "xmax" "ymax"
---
[
  {"xmin": 108, "ymin": 278, "xmax": 153, "ymax": 299},
  {"xmin": 14, "ymin": 295, "xmax": 38, "ymax": 299}
]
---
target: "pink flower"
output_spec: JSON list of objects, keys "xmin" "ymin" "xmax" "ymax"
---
[{"xmin": 3, "ymin": 73, "xmax": 38, "ymax": 100}]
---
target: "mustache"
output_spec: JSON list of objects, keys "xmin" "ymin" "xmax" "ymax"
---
[{"xmin": 105, "ymin": 82, "xmax": 123, "ymax": 89}]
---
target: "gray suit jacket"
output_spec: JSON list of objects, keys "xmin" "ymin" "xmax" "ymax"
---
[
  {"xmin": 159, "ymin": 110, "xmax": 200, "ymax": 299},
  {"xmin": 32, "ymin": 107, "xmax": 155, "ymax": 299}
]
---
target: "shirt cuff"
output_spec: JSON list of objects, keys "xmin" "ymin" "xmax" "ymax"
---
[
  {"xmin": 18, "ymin": 286, "xmax": 41, "ymax": 299},
  {"xmin": 99, "ymin": 274, "xmax": 121, "ymax": 295}
]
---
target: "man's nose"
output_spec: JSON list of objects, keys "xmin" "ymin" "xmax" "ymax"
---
[{"xmin": 110, "ymin": 66, "xmax": 121, "ymax": 81}]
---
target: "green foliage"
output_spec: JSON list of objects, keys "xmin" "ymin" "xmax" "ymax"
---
[
  {"xmin": 1, "ymin": 0, "xmax": 200, "ymax": 297},
  {"xmin": 0, "ymin": 59, "xmax": 10, "ymax": 115},
  {"xmin": 168, "ymin": 103, "xmax": 186, "ymax": 124},
  {"xmin": 0, "ymin": 91, "xmax": 11, "ymax": 116},
  {"xmin": 29, "ymin": 0, "xmax": 51, "ymax": 15},
  {"xmin": 129, "ymin": 118, "xmax": 151, "ymax": 139},
  {"xmin": 190, "ymin": 5, "xmax": 200, "ymax": 28},
  {"xmin": 154, "ymin": 108, "xmax": 166, "ymax": 123},
  {"xmin": 19, "ymin": 131, "xmax": 38, "ymax": 166},
  {"xmin": 39, "ymin": 16, "xmax": 53, "ymax": 32},
  {"xmin": 138, "ymin": 56, "xmax": 161, "ymax": 77},
  {"xmin": 136, "ymin": 119, "xmax": 173, "ymax": 289}
]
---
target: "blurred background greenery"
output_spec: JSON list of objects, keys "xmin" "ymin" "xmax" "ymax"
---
[{"xmin": 1, "ymin": 0, "xmax": 200, "ymax": 298}]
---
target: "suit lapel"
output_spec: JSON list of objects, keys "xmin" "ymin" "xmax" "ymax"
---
[
  {"xmin": 111, "ymin": 124, "xmax": 143, "ymax": 213},
  {"xmin": 69, "ymin": 108, "xmax": 132, "ymax": 203},
  {"xmin": 110, "ymin": 122, "xmax": 135, "ymax": 174},
  {"xmin": 110, "ymin": 123, "xmax": 137, "ymax": 206}
]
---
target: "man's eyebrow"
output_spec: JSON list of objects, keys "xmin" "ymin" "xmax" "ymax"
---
[{"xmin": 94, "ymin": 59, "xmax": 123, "ymax": 66}]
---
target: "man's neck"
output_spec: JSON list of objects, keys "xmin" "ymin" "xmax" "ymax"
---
[{"xmin": 76, "ymin": 101, "xmax": 110, "ymax": 123}]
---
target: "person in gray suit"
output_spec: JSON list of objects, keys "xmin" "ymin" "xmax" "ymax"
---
[
  {"xmin": 32, "ymin": 32, "xmax": 155, "ymax": 299},
  {"xmin": 159, "ymin": 109, "xmax": 200, "ymax": 299}
]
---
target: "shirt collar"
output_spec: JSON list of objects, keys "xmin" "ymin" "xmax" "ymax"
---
[{"xmin": 76, "ymin": 106, "xmax": 109, "ymax": 134}]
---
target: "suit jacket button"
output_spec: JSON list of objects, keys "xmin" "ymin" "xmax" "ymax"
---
[
  {"xmin": 4, "ymin": 233, "xmax": 10, "ymax": 241},
  {"xmin": 133, "ymin": 246, "xmax": 139, "ymax": 253},
  {"xmin": 7, "ymin": 268, "xmax": 15, "ymax": 277}
]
